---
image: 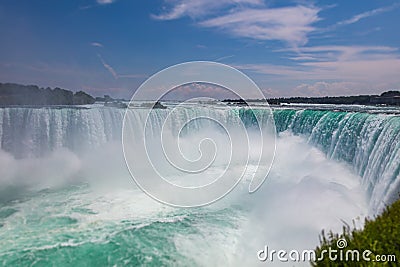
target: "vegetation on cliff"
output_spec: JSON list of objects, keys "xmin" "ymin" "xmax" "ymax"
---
[
  {"xmin": 0, "ymin": 83, "xmax": 95, "ymax": 106},
  {"xmin": 312, "ymin": 198, "xmax": 400, "ymax": 266}
]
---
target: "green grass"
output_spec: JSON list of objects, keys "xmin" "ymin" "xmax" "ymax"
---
[{"xmin": 312, "ymin": 198, "xmax": 400, "ymax": 266}]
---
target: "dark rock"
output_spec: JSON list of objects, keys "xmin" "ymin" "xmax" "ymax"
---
[
  {"xmin": 381, "ymin": 91, "xmax": 400, "ymax": 97},
  {"xmin": 140, "ymin": 101, "xmax": 167, "ymax": 109}
]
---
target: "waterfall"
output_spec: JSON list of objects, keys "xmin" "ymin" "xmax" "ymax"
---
[
  {"xmin": 0, "ymin": 106, "xmax": 399, "ymax": 213},
  {"xmin": 0, "ymin": 107, "xmax": 243, "ymax": 158},
  {"xmin": 272, "ymin": 109, "xmax": 400, "ymax": 213},
  {"xmin": 0, "ymin": 107, "xmax": 125, "ymax": 157}
]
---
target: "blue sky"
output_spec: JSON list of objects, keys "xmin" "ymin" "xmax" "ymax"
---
[{"xmin": 0, "ymin": 0, "xmax": 399, "ymax": 98}]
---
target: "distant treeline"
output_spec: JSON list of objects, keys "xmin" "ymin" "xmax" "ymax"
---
[
  {"xmin": 0, "ymin": 83, "xmax": 95, "ymax": 106},
  {"xmin": 223, "ymin": 91, "xmax": 400, "ymax": 106},
  {"xmin": 268, "ymin": 91, "xmax": 400, "ymax": 106}
]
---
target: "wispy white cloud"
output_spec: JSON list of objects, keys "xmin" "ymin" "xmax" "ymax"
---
[
  {"xmin": 335, "ymin": 3, "xmax": 399, "ymax": 26},
  {"xmin": 97, "ymin": 54, "xmax": 118, "ymax": 79},
  {"xmin": 289, "ymin": 56, "xmax": 319, "ymax": 61},
  {"xmin": 356, "ymin": 26, "xmax": 382, "ymax": 36},
  {"xmin": 97, "ymin": 54, "xmax": 146, "ymax": 80},
  {"xmin": 91, "ymin": 42, "xmax": 104, "ymax": 48},
  {"xmin": 214, "ymin": 55, "xmax": 235, "ymax": 62},
  {"xmin": 235, "ymin": 63, "xmax": 307, "ymax": 77},
  {"xmin": 97, "ymin": 0, "xmax": 116, "ymax": 5},
  {"xmin": 196, "ymin": 44, "xmax": 207, "ymax": 49},
  {"xmin": 291, "ymin": 79, "xmax": 400, "ymax": 97},
  {"xmin": 153, "ymin": 0, "xmax": 321, "ymax": 46},
  {"xmin": 299, "ymin": 57, "xmax": 400, "ymax": 82},
  {"xmin": 152, "ymin": 0, "xmax": 263, "ymax": 20},
  {"xmin": 118, "ymin": 74, "xmax": 147, "ymax": 78},
  {"xmin": 286, "ymin": 45, "xmax": 398, "ymax": 61},
  {"xmin": 200, "ymin": 6, "xmax": 320, "ymax": 46},
  {"xmin": 293, "ymin": 81, "xmax": 370, "ymax": 97},
  {"xmin": 153, "ymin": 1, "xmax": 398, "ymax": 46},
  {"xmin": 236, "ymin": 45, "xmax": 400, "ymax": 95},
  {"xmin": 79, "ymin": 5, "xmax": 93, "ymax": 10}
]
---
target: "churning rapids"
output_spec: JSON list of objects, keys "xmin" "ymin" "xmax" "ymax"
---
[{"xmin": 0, "ymin": 103, "xmax": 399, "ymax": 266}]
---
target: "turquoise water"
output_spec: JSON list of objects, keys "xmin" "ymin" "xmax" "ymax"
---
[
  {"xmin": 0, "ymin": 184, "xmax": 250, "ymax": 266},
  {"xmin": 0, "ymin": 105, "xmax": 399, "ymax": 266}
]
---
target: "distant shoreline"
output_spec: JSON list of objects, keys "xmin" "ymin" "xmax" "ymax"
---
[
  {"xmin": 2, "ymin": 82, "xmax": 400, "ymax": 107},
  {"xmin": 226, "ymin": 90, "xmax": 400, "ymax": 107}
]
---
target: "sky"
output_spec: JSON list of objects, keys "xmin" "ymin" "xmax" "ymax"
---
[{"xmin": 0, "ymin": 0, "xmax": 399, "ymax": 98}]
